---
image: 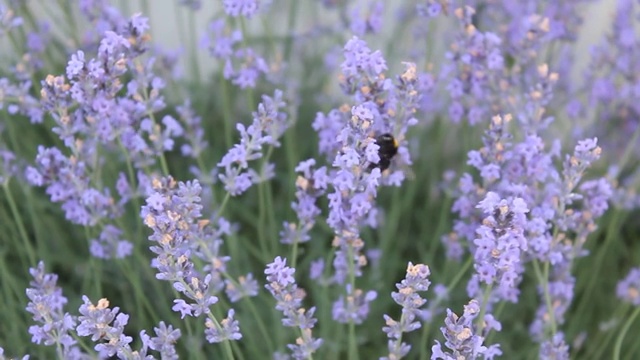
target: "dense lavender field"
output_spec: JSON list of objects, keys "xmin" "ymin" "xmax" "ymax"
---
[{"xmin": 1, "ymin": 0, "xmax": 639, "ymax": 359}]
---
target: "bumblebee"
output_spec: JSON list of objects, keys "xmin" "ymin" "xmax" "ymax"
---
[{"xmin": 369, "ymin": 133, "xmax": 398, "ymax": 172}]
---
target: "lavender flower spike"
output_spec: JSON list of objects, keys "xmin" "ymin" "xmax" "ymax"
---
[
  {"xmin": 25, "ymin": 262, "xmax": 84, "ymax": 359},
  {"xmin": 265, "ymin": 256, "xmax": 322, "ymax": 359},
  {"xmin": 381, "ymin": 262, "xmax": 432, "ymax": 360},
  {"xmin": 431, "ymin": 300, "xmax": 502, "ymax": 360},
  {"xmin": 76, "ymin": 296, "xmax": 134, "ymax": 358},
  {"xmin": 217, "ymin": 90, "xmax": 289, "ymax": 196},
  {"xmin": 617, "ymin": 267, "xmax": 640, "ymax": 306}
]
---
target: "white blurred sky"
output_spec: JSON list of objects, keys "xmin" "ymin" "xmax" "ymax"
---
[{"xmin": 0, "ymin": 0, "xmax": 621, "ymax": 80}]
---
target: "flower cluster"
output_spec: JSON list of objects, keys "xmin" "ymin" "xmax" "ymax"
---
[
  {"xmin": 441, "ymin": 6, "xmax": 505, "ymax": 125},
  {"xmin": 264, "ymin": 257, "xmax": 322, "ymax": 359},
  {"xmin": 539, "ymin": 333, "xmax": 570, "ymax": 360},
  {"xmin": 617, "ymin": 267, "xmax": 640, "ymax": 306},
  {"xmin": 468, "ymin": 193, "xmax": 529, "ymax": 303},
  {"xmin": 25, "ymin": 262, "xmax": 182, "ymax": 359},
  {"xmin": 25, "ymin": 262, "xmax": 83, "ymax": 359},
  {"xmin": 0, "ymin": 5, "xmax": 22, "ymax": 36},
  {"xmin": 382, "ymin": 263, "xmax": 432, "ymax": 359},
  {"xmin": 280, "ymin": 158, "xmax": 327, "ymax": 245},
  {"xmin": 23, "ymin": 13, "xmax": 183, "ymax": 259},
  {"xmin": 332, "ymin": 285, "xmax": 378, "ymax": 325},
  {"xmin": 77, "ymin": 296, "xmax": 181, "ymax": 358},
  {"xmin": 3, "ymin": 0, "xmax": 640, "ymax": 359},
  {"xmin": 76, "ymin": 296, "xmax": 135, "ymax": 358},
  {"xmin": 417, "ymin": 0, "xmax": 450, "ymax": 18},
  {"xmin": 223, "ymin": 0, "xmax": 262, "ymax": 18},
  {"xmin": 431, "ymin": 300, "xmax": 502, "ymax": 360},
  {"xmin": 0, "ymin": 8, "xmax": 45, "ymax": 124},
  {"xmin": 218, "ymin": 90, "xmax": 289, "ymax": 196},
  {"xmin": 205, "ymin": 309, "xmax": 242, "ymax": 343},
  {"xmin": 349, "ymin": 1, "xmax": 384, "ymax": 36},
  {"xmin": 447, "ymin": 108, "xmax": 610, "ymax": 351},
  {"xmin": 176, "ymin": 100, "xmax": 208, "ymax": 160},
  {"xmin": 312, "ymin": 37, "xmax": 424, "ymax": 325},
  {"xmin": 89, "ymin": 224, "xmax": 133, "ymax": 260},
  {"xmin": 141, "ymin": 176, "xmax": 249, "ymax": 342},
  {"xmin": 202, "ymin": 19, "xmax": 269, "ymax": 88},
  {"xmin": 580, "ymin": 0, "xmax": 640, "ymax": 209}
]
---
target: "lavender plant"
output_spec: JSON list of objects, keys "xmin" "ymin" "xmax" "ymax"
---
[{"xmin": 1, "ymin": 1, "xmax": 639, "ymax": 359}]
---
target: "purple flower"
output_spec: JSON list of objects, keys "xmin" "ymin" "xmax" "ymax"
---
[
  {"xmin": 77, "ymin": 296, "xmax": 133, "ymax": 358},
  {"xmin": 223, "ymin": 0, "xmax": 261, "ymax": 18},
  {"xmin": 0, "ymin": 145, "xmax": 19, "ymax": 185},
  {"xmin": 265, "ymin": 256, "xmax": 296, "ymax": 286},
  {"xmin": 539, "ymin": 333, "xmax": 569, "ymax": 360},
  {"xmin": 205, "ymin": 309, "xmax": 242, "ymax": 343},
  {"xmin": 225, "ymin": 273, "xmax": 259, "ymax": 302},
  {"xmin": 141, "ymin": 177, "xmax": 220, "ymax": 312},
  {"xmin": 202, "ymin": 19, "xmax": 242, "ymax": 59},
  {"xmin": 417, "ymin": 1, "xmax": 446, "ymax": 18},
  {"xmin": 447, "ymin": 103, "xmax": 609, "ymax": 352},
  {"xmin": 25, "ymin": 142, "xmax": 122, "ymax": 226},
  {"xmin": 431, "ymin": 300, "xmax": 502, "ymax": 360},
  {"xmin": 467, "ymin": 193, "xmax": 529, "ymax": 303},
  {"xmin": 349, "ymin": 1, "xmax": 384, "ymax": 36},
  {"xmin": 581, "ymin": 0, "xmax": 640, "ymax": 192},
  {"xmin": 25, "ymin": 262, "xmax": 83, "ymax": 358},
  {"xmin": 141, "ymin": 176, "xmax": 246, "ymax": 345},
  {"xmin": 218, "ymin": 90, "xmax": 289, "ymax": 196},
  {"xmin": 147, "ymin": 321, "xmax": 181, "ymax": 359},
  {"xmin": 0, "ymin": 5, "xmax": 23, "ymax": 37},
  {"xmin": 202, "ymin": 18, "xmax": 270, "ymax": 88},
  {"xmin": 341, "ymin": 36, "xmax": 388, "ymax": 79},
  {"xmin": 313, "ymin": 38, "xmax": 424, "ymax": 329},
  {"xmin": 265, "ymin": 257, "xmax": 322, "ymax": 359},
  {"xmin": 332, "ymin": 285, "xmax": 377, "ymax": 324},
  {"xmin": 617, "ymin": 267, "xmax": 640, "ymax": 306},
  {"xmin": 382, "ymin": 263, "xmax": 432, "ymax": 359},
  {"xmin": 177, "ymin": 100, "xmax": 208, "ymax": 158},
  {"xmin": 89, "ymin": 225, "xmax": 133, "ymax": 259},
  {"xmin": 440, "ymin": 7, "xmax": 505, "ymax": 126}
]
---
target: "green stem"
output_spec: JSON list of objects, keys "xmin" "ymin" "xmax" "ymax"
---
[
  {"xmin": 219, "ymin": 78, "xmax": 234, "ymax": 149},
  {"xmin": 616, "ymin": 122, "xmax": 640, "ymax": 173},
  {"xmin": 346, "ymin": 242, "xmax": 359, "ymax": 360},
  {"xmin": 290, "ymin": 235, "xmax": 300, "ymax": 270},
  {"xmin": 348, "ymin": 320, "xmax": 358, "ymax": 360},
  {"xmin": 3, "ymin": 180, "xmax": 36, "ymax": 266},
  {"xmin": 188, "ymin": 10, "xmax": 202, "ymax": 82},
  {"xmin": 117, "ymin": 258, "xmax": 161, "ymax": 323},
  {"xmin": 613, "ymin": 306, "xmax": 640, "ymax": 360},
  {"xmin": 532, "ymin": 259, "xmax": 557, "ymax": 336},
  {"xmin": 283, "ymin": 0, "xmax": 300, "ymax": 61},
  {"xmin": 221, "ymin": 271, "xmax": 276, "ymax": 354},
  {"xmin": 476, "ymin": 283, "xmax": 494, "ymax": 332}
]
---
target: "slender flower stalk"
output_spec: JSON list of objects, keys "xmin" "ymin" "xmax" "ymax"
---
[{"xmin": 265, "ymin": 256, "xmax": 322, "ymax": 359}]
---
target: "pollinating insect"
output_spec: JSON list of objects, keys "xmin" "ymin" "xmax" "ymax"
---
[{"xmin": 369, "ymin": 133, "xmax": 398, "ymax": 172}]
